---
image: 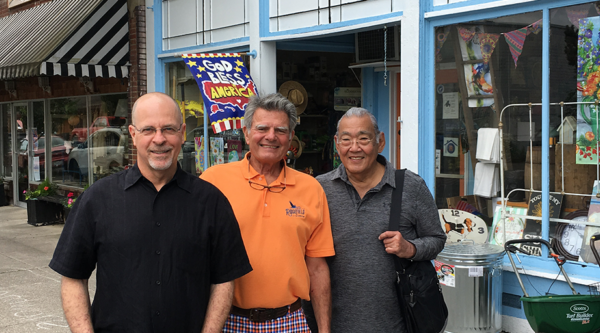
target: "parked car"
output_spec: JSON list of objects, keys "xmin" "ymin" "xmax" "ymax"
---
[
  {"xmin": 18, "ymin": 135, "xmax": 70, "ymax": 178},
  {"xmin": 71, "ymin": 116, "xmax": 127, "ymax": 143},
  {"xmin": 68, "ymin": 128, "xmax": 127, "ymax": 176}
]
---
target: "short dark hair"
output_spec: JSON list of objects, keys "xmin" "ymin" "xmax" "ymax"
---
[{"xmin": 243, "ymin": 93, "xmax": 298, "ymax": 134}]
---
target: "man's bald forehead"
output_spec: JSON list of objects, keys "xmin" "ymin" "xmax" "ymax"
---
[{"xmin": 132, "ymin": 92, "xmax": 182, "ymax": 124}]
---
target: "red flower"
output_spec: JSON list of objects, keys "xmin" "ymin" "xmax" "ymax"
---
[
  {"xmin": 580, "ymin": 150, "xmax": 584, "ymax": 155},
  {"xmin": 587, "ymin": 146, "xmax": 592, "ymax": 151},
  {"xmin": 44, "ymin": 186, "xmax": 49, "ymax": 191},
  {"xmin": 594, "ymin": 149, "xmax": 598, "ymax": 154},
  {"xmin": 67, "ymin": 192, "xmax": 74, "ymax": 198}
]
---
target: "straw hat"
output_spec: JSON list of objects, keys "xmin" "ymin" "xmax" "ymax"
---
[
  {"xmin": 289, "ymin": 135, "xmax": 304, "ymax": 159},
  {"xmin": 279, "ymin": 81, "xmax": 308, "ymax": 115}
]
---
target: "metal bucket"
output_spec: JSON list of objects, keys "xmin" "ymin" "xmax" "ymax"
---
[{"xmin": 436, "ymin": 242, "xmax": 505, "ymax": 333}]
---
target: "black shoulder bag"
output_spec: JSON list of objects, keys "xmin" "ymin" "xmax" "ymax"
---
[{"xmin": 389, "ymin": 169, "xmax": 448, "ymax": 333}]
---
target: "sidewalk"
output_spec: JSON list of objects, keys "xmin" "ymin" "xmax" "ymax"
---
[{"xmin": 0, "ymin": 205, "xmax": 95, "ymax": 332}]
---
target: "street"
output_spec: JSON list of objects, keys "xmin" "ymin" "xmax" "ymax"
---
[{"xmin": 0, "ymin": 205, "xmax": 95, "ymax": 332}]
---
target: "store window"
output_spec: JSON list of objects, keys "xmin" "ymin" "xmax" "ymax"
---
[
  {"xmin": 89, "ymin": 95, "xmax": 129, "ymax": 180},
  {"xmin": 50, "ymin": 94, "xmax": 128, "ymax": 187},
  {"xmin": 50, "ymin": 97, "xmax": 86, "ymax": 186},
  {"xmin": 435, "ymin": 2, "xmax": 600, "ymax": 265},
  {"xmin": 1, "ymin": 104, "xmax": 11, "ymax": 178}
]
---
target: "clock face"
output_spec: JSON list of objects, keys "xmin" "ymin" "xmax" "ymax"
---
[
  {"xmin": 439, "ymin": 209, "xmax": 489, "ymax": 244},
  {"xmin": 494, "ymin": 215, "xmax": 524, "ymax": 247},
  {"xmin": 560, "ymin": 217, "xmax": 587, "ymax": 257}
]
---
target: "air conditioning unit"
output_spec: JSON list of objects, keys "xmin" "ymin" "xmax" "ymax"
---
[{"xmin": 355, "ymin": 26, "xmax": 400, "ymax": 63}]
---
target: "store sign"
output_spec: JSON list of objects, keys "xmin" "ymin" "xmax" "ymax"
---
[
  {"xmin": 443, "ymin": 137, "xmax": 459, "ymax": 157},
  {"xmin": 183, "ymin": 53, "xmax": 258, "ymax": 134}
]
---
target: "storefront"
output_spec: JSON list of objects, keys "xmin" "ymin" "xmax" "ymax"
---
[
  {"xmin": 0, "ymin": 0, "xmax": 144, "ymax": 207},
  {"xmin": 423, "ymin": 0, "xmax": 600, "ymax": 330},
  {"xmin": 151, "ymin": 0, "xmax": 408, "ymax": 176}
]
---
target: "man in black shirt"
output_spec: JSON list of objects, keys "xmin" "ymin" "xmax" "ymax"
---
[{"xmin": 50, "ymin": 92, "xmax": 252, "ymax": 332}]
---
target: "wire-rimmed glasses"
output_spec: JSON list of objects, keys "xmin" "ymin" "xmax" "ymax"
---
[{"xmin": 131, "ymin": 124, "xmax": 182, "ymax": 137}]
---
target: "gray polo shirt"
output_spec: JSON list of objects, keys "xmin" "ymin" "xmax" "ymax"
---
[{"xmin": 316, "ymin": 155, "xmax": 446, "ymax": 333}]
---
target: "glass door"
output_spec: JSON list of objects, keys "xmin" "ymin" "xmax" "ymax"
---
[{"xmin": 14, "ymin": 103, "xmax": 28, "ymax": 207}]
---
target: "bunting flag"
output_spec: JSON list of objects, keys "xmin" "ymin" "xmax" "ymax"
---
[
  {"xmin": 183, "ymin": 53, "xmax": 259, "ymax": 134},
  {"xmin": 527, "ymin": 19, "xmax": 542, "ymax": 35},
  {"xmin": 436, "ymin": 27, "xmax": 450, "ymax": 55},
  {"xmin": 504, "ymin": 28, "xmax": 528, "ymax": 68},
  {"xmin": 458, "ymin": 26, "xmax": 476, "ymax": 43},
  {"xmin": 478, "ymin": 33, "xmax": 500, "ymax": 64},
  {"xmin": 566, "ymin": 7, "xmax": 589, "ymax": 28}
]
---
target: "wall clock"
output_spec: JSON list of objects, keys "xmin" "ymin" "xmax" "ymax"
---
[{"xmin": 439, "ymin": 209, "xmax": 488, "ymax": 243}]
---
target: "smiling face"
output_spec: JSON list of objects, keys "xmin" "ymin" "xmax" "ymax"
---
[
  {"xmin": 129, "ymin": 93, "xmax": 185, "ymax": 176},
  {"xmin": 335, "ymin": 115, "xmax": 385, "ymax": 179},
  {"xmin": 243, "ymin": 108, "xmax": 293, "ymax": 169}
]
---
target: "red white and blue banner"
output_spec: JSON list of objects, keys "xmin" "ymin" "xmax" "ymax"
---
[{"xmin": 182, "ymin": 53, "xmax": 258, "ymax": 133}]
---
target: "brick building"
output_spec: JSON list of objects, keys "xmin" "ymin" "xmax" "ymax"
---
[{"xmin": 0, "ymin": 0, "xmax": 146, "ymax": 206}]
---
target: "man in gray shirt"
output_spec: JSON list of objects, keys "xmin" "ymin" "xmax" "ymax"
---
[{"xmin": 304, "ymin": 107, "xmax": 446, "ymax": 332}]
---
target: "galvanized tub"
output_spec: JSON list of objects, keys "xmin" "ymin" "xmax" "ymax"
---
[{"xmin": 435, "ymin": 242, "xmax": 505, "ymax": 333}]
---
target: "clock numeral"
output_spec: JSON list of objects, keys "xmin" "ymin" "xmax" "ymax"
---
[
  {"xmin": 451, "ymin": 210, "xmax": 460, "ymax": 217},
  {"xmin": 478, "ymin": 227, "xmax": 484, "ymax": 234}
]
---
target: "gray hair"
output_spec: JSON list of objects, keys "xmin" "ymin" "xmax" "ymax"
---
[
  {"xmin": 336, "ymin": 107, "xmax": 381, "ymax": 143},
  {"xmin": 132, "ymin": 92, "xmax": 182, "ymax": 125},
  {"xmin": 243, "ymin": 93, "xmax": 298, "ymax": 134}
]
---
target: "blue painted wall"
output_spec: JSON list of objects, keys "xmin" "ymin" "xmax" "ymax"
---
[{"xmin": 362, "ymin": 68, "xmax": 391, "ymax": 161}]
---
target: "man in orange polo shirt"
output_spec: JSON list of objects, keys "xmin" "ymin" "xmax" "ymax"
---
[{"xmin": 201, "ymin": 93, "xmax": 334, "ymax": 332}]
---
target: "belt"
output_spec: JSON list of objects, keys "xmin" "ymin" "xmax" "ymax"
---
[{"xmin": 230, "ymin": 298, "xmax": 302, "ymax": 322}]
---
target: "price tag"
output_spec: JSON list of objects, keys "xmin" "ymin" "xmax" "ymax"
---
[{"xmin": 468, "ymin": 267, "xmax": 483, "ymax": 277}]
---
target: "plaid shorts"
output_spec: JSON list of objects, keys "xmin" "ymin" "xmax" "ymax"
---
[{"xmin": 222, "ymin": 308, "xmax": 311, "ymax": 333}]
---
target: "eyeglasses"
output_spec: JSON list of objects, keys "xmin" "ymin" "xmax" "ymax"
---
[
  {"xmin": 132, "ymin": 124, "xmax": 182, "ymax": 137},
  {"xmin": 248, "ymin": 163, "xmax": 287, "ymax": 193},
  {"xmin": 338, "ymin": 137, "xmax": 374, "ymax": 148}
]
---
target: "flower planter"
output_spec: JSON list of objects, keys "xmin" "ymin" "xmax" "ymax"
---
[
  {"xmin": 26, "ymin": 199, "xmax": 63, "ymax": 226},
  {"xmin": 0, "ymin": 189, "xmax": 7, "ymax": 207},
  {"xmin": 63, "ymin": 207, "xmax": 71, "ymax": 222}
]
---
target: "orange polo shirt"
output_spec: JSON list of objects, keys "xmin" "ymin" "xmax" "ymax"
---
[{"xmin": 200, "ymin": 156, "xmax": 335, "ymax": 309}]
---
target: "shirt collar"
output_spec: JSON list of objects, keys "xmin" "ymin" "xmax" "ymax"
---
[
  {"xmin": 124, "ymin": 163, "xmax": 192, "ymax": 192},
  {"xmin": 332, "ymin": 154, "xmax": 396, "ymax": 189},
  {"xmin": 241, "ymin": 152, "xmax": 296, "ymax": 186}
]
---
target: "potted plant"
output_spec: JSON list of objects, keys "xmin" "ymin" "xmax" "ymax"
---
[
  {"xmin": 23, "ymin": 179, "xmax": 62, "ymax": 226},
  {"xmin": 61, "ymin": 191, "xmax": 77, "ymax": 222}
]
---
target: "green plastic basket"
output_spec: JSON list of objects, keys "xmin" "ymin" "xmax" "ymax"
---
[{"xmin": 521, "ymin": 294, "xmax": 600, "ymax": 333}]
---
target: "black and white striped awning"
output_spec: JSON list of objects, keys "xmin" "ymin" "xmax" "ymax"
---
[
  {"xmin": 0, "ymin": 0, "xmax": 129, "ymax": 80},
  {"xmin": 40, "ymin": 0, "xmax": 130, "ymax": 78}
]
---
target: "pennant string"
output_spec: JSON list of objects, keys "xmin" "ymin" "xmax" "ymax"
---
[
  {"xmin": 504, "ymin": 28, "xmax": 528, "ymax": 68},
  {"xmin": 566, "ymin": 8, "xmax": 589, "ymax": 28},
  {"xmin": 478, "ymin": 33, "xmax": 500, "ymax": 64}
]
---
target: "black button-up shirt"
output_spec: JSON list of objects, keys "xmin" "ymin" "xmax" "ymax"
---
[{"xmin": 50, "ymin": 164, "xmax": 252, "ymax": 332}]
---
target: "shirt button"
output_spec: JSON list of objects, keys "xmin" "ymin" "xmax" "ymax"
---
[
  {"xmin": 156, "ymin": 222, "xmax": 161, "ymax": 227},
  {"xmin": 264, "ymin": 203, "xmax": 267, "ymax": 207},
  {"xmin": 155, "ymin": 311, "xmax": 160, "ymax": 316},
  {"xmin": 156, "ymin": 280, "xmax": 161, "ymax": 285},
  {"xmin": 155, "ymin": 250, "xmax": 161, "ymax": 255}
]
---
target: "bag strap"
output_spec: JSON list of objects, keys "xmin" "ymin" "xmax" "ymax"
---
[{"xmin": 389, "ymin": 169, "xmax": 408, "ymax": 272}]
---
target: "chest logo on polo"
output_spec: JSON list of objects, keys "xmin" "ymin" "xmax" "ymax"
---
[{"xmin": 286, "ymin": 201, "xmax": 305, "ymax": 218}]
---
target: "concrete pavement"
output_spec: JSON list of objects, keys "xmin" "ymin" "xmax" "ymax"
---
[{"xmin": 0, "ymin": 205, "xmax": 95, "ymax": 332}]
